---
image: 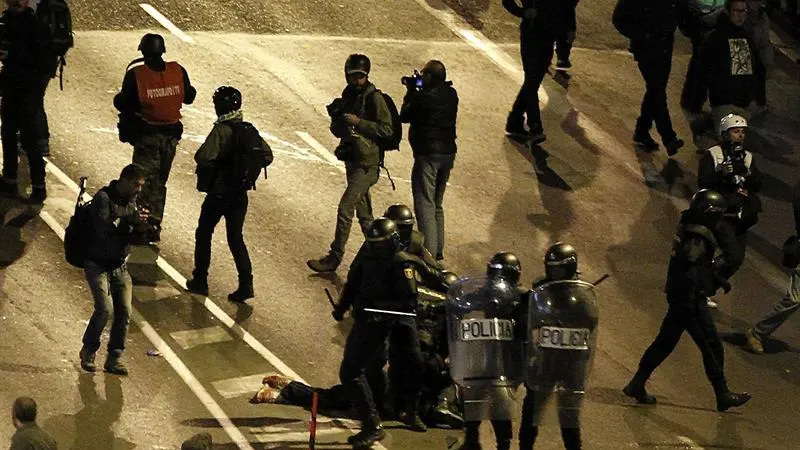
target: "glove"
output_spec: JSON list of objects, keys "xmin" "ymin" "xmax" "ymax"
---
[
  {"xmin": 718, "ymin": 161, "xmax": 734, "ymax": 175},
  {"xmin": 332, "ymin": 308, "xmax": 345, "ymax": 322}
]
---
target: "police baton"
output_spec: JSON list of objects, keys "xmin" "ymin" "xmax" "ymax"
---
[
  {"xmin": 324, "ymin": 288, "xmax": 336, "ymax": 309},
  {"xmin": 591, "ymin": 274, "xmax": 610, "ymax": 286}
]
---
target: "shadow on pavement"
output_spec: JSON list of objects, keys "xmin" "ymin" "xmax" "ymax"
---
[{"xmin": 720, "ymin": 331, "xmax": 800, "ymax": 354}]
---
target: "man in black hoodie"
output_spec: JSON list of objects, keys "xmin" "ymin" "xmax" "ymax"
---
[
  {"xmin": 613, "ymin": 0, "xmax": 685, "ymax": 156},
  {"xmin": 0, "ymin": 0, "xmax": 59, "ymax": 203},
  {"xmin": 623, "ymin": 189, "xmax": 751, "ymax": 412},
  {"xmin": 114, "ymin": 33, "xmax": 196, "ymax": 242},
  {"xmin": 79, "ymin": 164, "xmax": 152, "ymax": 376},
  {"xmin": 687, "ymin": 0, "xmax": 761, "ymax": 125},
  {"xmin": 503, "ymin": 0, "xmax": 578, "ymax": 144}
]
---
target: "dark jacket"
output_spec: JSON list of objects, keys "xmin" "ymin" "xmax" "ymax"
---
[
  {"xmin": 502, "ymin": 0, "xmax": 579, "ymax": 37},
  {"xmin": 613, "ymin": 0, "xmax": 678, "ymax": 57},
  {"xmin": 86, "ymin": 181, "xmax": 149, "ymax": 269},
  {"xmin": 10, "ymin": 423, "xmax": 57, "ymax": 450},
  {"xmin": 0, "ymin": 7, "xmax": 57, "ymax": 87},
  {"xmin": 338, "ymin": 249, "xmax": 445, "ymax": 320},
  {"xmin": 692, "ymin": 13, "xmax": 761, "ymax": 110},
  {"xmin": 400, "ymin": 83, "xmax": 458, "ymax": 157},
  {"xmin": 664, "ymin": 210, "xmax": 725, "ymax": 302},
  {"xmin": 113, "ymin": 57, "xmax": 196, "ymax": 135},
  {"xmin": 330, "ymin": 82, "xmax": 393, "ymax": 168}
]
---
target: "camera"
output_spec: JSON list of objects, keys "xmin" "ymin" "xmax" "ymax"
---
[
  {"xmin": 326, "ymin": 98, "xmax": 345, "ymax": 118},
  {"xmin": 401, "ymin": 70, "xmax": 424, "ymax": 90}
]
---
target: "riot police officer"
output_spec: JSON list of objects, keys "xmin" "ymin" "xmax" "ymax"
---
[
  {"xmin": 623, "ymin": 190, "xmax": 751, "ymax": 412},
  {"xmin": 332, "ymin": 218, "xmax": 447, "ymax": 448},
  {"xmin": 450, "ymin": 252, "xmax": 523, "ymax": 450},
  {"xmin": 384, "ymin": 203, "xmax": 442, "ymax": 270},
  {"xmin": 520, "ymin": 243, "xmax": 594, "ymax": 450},
  {"xmin": 698, "ymin": 114, "xmax": 761, "ymax": 284}
]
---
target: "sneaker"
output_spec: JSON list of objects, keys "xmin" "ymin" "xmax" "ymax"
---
[
  {"xmin": 505, "ymin": 120, "xmax": 531, "ymax": 141},
  {"xmin": 307, "ymin": 253, "xmax": 341, "ymax": 273},
  {"xmin": 262, "ymin": 373, "xmax": 293, "ymax": 389},
  {"xmin": 79, "ymin": 348, "xmax": 96, "ymax": 373},
  {"xmin": 556, "ymin": 58, "xmax": 572, "ymax": 71},
  {"xmin": 104, "ymin": 358, "xmax": 129, "ymax": 376},
  {"xmin": 185, "ymin": 278, "xmax": 209, "ymax": 296},
  {"xmin": 706, "ymin": 298, "xmax": 719, "ymax": 309},
  {"xmin": 633, "ymin": 133, "xmax": 659, "ymax": 151},
  {"xmin": 744, "ymin": 328, "xmax": 764, "ymax": 354},
  {"xmin": 664, "ymin": 138, "xmax": 684, "ymax": 157},
  {"xmin": 529, "ymin": 129, "xmax": 547, "ymax": 145},
  {"xmin": 228, "ymin": 286, "xmax": 254, "ymax": 303}
]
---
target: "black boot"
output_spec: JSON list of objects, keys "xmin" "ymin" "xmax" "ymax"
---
[
  {"xmin": 623, "ymin": 375, "xmax": 656, "ymax": 404},
  {"xmin": 348, "ymin": 413, "xmax": 385, "ymax": 449},
  {"xmin": 228, "ymin": 275, "xmax": 254, "ymax": 303},
  {"xmin": 186, "ymin": 276, "xmax": 209, "ymax": 296},
  {"xmin": 104, "ymin": 354, "xmax": 128, "ymax": 376},
  {"xmin": 457, "ymin": 421, "xmax": 482, "ymax": 450},
  {"xmin": 398, "ymin": 409, "xmax": 427, "ymax": 432},
  {"xmin": 26, "ymin": 186, "xmax": 46, "ymax": 204},
  {"xmin": 79, "ymin": 347, "xmax": 96, "ymax": 373},
  {"xmin": 714, "ymin": 381, "xmax": 751, "ymax": 412},
  {"xmin": 505, "ymin": 115, "xmax": 531, "ymax": 141}
]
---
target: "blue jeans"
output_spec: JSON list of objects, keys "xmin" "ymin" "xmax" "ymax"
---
[
  {"xmin": 411, "ymin": 154, "xmax": 455, "ymax": 258},
  {"xmin": 82, "ymin": 261, "xmax": 132, "ymax": 357}
]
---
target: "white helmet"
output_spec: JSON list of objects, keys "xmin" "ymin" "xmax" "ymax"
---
[{"xmin": 719, "ymin": 114, "xmax": 748, "ymax": 135}]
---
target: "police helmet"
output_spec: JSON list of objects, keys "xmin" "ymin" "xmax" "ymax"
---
[
  {"xmin": 345, "ymin": 54, "xmax": 371, "ymax": 76},
  {"xmin": 690, "ymin": 189, "xmax": 727, "ymax": 220},
  {"xmin": 719, "ymin": 113, "xmax": 747, "ymax": 135},
  {"xmin": 384, "ymin": 204, "xmax": 414, "ymax": 226},
  {"xmin": 138, "ymin": 33, "xmax": 166, "ymax": 57},
  {"xmin": 213, "ymin": 86, "xmax": 242, "ymax": 116},
  {"xmin": 442, "ymin": 271, "xmax": 459, "ymax": 287},
  {"xmin": 544, "ymin": 242, "xmax": 578, "ymax": 281},
  {"xmin": 365, "ymin": 217, "xmax": 400, "ymax": 257},
  {"xmin": 486, "ymin": 252, "xmax": 521, "ymax": 284}
]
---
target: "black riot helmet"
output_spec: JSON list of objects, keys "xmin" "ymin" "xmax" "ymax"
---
[
  {"xmin": 384, "ymin": 204, "xmax": 414, "ymax": 242},
  {"xmin": 138, "ymin": 33, "xmax": 166, "ymax": 57},
  {"xmin": 442, "ymin": 271, "xmax": 459, "ymax": 287},
  {"xmin": 365, "ymin": 217, "xmax": 401, "ymax": 258},
  {"xmin": 213, "ymin": 86, "xmax": 242, "ymax": 116},
  {"xmin": 486, "ymin": 252, "xmax": 522, "ymax": 285},
  {"xmin": 689, "ymin": 189, "xmax": 727, "ymax": 225},
  {"xmin": 345, "ymin": 54, "xmax": 371, "ymax": 76},
  {"xmin": 544, "ymin": 242, "xmax": 579, "ymax": 281}
]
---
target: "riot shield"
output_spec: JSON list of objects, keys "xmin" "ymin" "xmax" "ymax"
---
[
  {"xmin": 446, "ymin": 276, "xmax": 523, "ymax": 420},
  {"xmin": 525, "ymin": 280, "xmax": 599, "ymax": 427}
]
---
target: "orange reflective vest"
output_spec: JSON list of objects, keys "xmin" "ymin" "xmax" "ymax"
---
[{"xmin": 133, "ymin": 62, "xmax": 184, "ymax": 125}]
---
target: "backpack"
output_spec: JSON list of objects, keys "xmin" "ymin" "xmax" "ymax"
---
[
  {"xmin": 64, "ymin": 177, "xmax": 92, "ymax": 268},
  {"xmin": 36, "ymin": 0, "xmax": 74, "ymax": 90},
  {"xmin": 364, "ymin": 90, "xmax": 402, "ymax": 190},
  {"xmin": 226, "ymin": 121, "xmax": 274, "ymax": 191}
]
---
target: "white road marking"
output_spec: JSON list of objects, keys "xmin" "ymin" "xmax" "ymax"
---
[
  {"xmin": 211, "ymin": 374, "xmax": 268, "ymax": 399},
  {"xmin": 35, "ymin": 212, "xmax": 255, "ymax": 450},
  {"xmin": 139, "ymin": 3, "xmax": 195, "ymax": 44},
  {"xmin": 677, "ymin": 436, "xmax": 706, "ymax": 449},
  {"xmin": 251, "ymin": 428, "xmax": 342, "ymax": 444},
  {"xmin": 131, "ymin": 281, "xmax": 182, "ymax": 303},
  {"xmin": 295, "ymin": 131, "xmax": 344, "ymax": 170},
  {"xmin": 170, "ymin": 326, "xmax": 234, "ymax": 350}
]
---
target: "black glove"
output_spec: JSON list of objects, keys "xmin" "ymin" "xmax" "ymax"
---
[
  {"xmin": 718, "ymin": 161, "xmax": 735, "ymax": 176},
  {"xmin": 332, "ymin": 307, "xmax": 345, "ymax": 322},
  {"xmin": 717, "ymin": 278, "xmax": 732, "ymax": 294}
]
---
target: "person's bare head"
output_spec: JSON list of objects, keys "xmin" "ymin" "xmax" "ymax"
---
[
  {"xmin": 422, "ymin": 60, "xmax": 447, "ymax": 87},
  {"xmin": 11, "ymin": 397, "xmax": 37, "ymax": 429},
  {"xmin": 726, "ymin": 0, "xmax": 748, "ymax": 27}
]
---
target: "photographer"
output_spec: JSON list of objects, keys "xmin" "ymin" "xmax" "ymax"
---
[
  {"xmin": 698, "ymin": 114, "xmax": 761, "ymax": 292},
  {"xmin": 0, "ymin": 0, "xmax": 59, "ymax": 203},
  {"xmin": 399, "ymin": 61, "xmax": 458, "ymax": 264},
  {"xmin": 78, "ymin": 164, "xmax": 154, "ymax": 376},
  {"xmin": 307, "ymin": 54, "xmax": 393, "ymax": 273}
]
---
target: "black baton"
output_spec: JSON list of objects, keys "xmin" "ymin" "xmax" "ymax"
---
[
  {"xmin": 324, "ymin": 288, "xmax": 336, "ymax": 309},
  {"xmin": 592, "ymin": 274, "xmax": 610, "ymax": 286}
]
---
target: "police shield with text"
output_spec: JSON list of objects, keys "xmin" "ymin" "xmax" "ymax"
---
[{"xmin": 447, "ymin": 252, "xmax": 523, "ymax": 450}]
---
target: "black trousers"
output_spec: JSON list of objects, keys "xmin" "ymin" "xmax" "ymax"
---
[
  {"xmin": 1, "ymin": 76, "xmax": 50, "ymax": 187},
  {"xmin": 519, "ymin": 388, "xmax": 582, "ymax": 450},
  {"xmin": 716, "ymin": 218, "xmax": 748, "ymax": 280},
  {"xmin": 192, "ymin": 191, "xmax": 252, "ymax": 281},
  {"xmin": 635, "ymin": 300, "xmax": 726, "ymax": 391},
  {"xmin": 463, "ymin": 420, "xmax": 512, "ymax": 450},
  {"xmin": 634, "ymin": 52, "xmax": 677, "ymax": 143},
  {"xmin": 681, "ymin": 36, "xmax": 704, "ymax": 109},
  {"xmin": 555, "ymin": 34, "xmax": 573, "ymax": 63},
  {"xmin": 339, "ymin": 317, "xmax": 422, "ymax": 422},
  {"xmin": 510, "ymin": 29, "xmax": 557, "ymax": 133}
]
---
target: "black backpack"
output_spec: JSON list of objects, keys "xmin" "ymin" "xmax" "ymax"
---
[
  {"xmin": 36, "ymin": 0, "xmax": 74, "ymax": 90},
  {"xmin": 364, "ymin": 90, "xmax": 402, "ymax": 190},
  {"xmin": 64, "ymin": 177, "xmax": 93, "ymax": 268},
  {"xmin": 227, "ymin": 122, "xmax": 274, "ymax": 191}
]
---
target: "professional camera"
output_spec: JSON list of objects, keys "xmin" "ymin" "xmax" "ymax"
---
[
  {"xmin": 326, "ymin": 97, "xmax": 345, "ymax": 118},
  {"xmin": 401, "ymin": 70, "xmax": 424, "ymax": 90}
]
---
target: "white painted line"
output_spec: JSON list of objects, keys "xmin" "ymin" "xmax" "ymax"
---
[
  {"xmin": 211, "ymin": 374, "xmax": 267, "ymax": 399},
  {"xmin": 139, "ymin": 3, "xmax": 195, "ymax": 44},
  {"xmin": 295, "ymin": 131, "xmax": 344, "ymax": 170},
  {"xmin": 132, "ymin": 282, "xmax": 183, "ymax": 303},
  {"xmin": 251, "ymin": 429, "xmax": 342, "ymax": 443},
  {"xmin": 677, "ymin": 436, "xmax": 706, "ymax": 450},
  {"xmin": 36, "ymin": 207, "xmax": 254, "ymax": 450},
  {"xmin": 170, "ymin": 326, "xmax": 234, "ymax": 350}
]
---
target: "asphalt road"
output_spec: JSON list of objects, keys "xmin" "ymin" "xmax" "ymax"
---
[{"xmin": 1, "ymin": 1, "xmax": 800, "ymax": 449}]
